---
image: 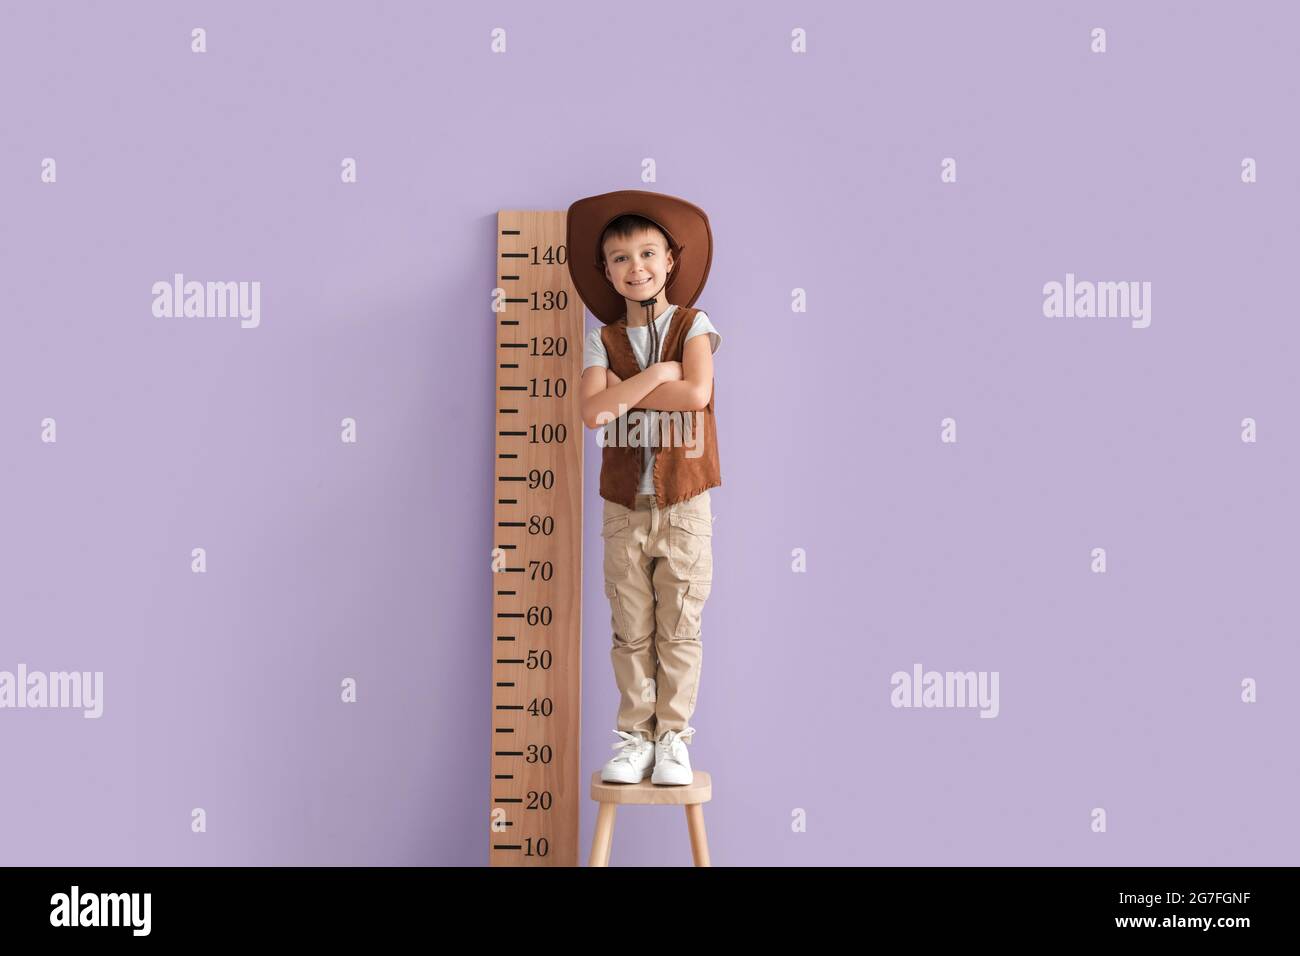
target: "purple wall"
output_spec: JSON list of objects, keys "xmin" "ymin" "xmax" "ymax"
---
[{"xmin": 1, "ymin": 1, "xmax": 1296, "ymax": 866}]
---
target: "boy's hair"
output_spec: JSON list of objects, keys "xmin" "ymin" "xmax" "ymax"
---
[{"xmin": 598, "ymin": 214, "xmax": 675, "ymax": 265}]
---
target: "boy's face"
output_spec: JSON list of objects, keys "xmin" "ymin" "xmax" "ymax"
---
[{"xmin": 602, "ymin": 227, "xmax": 675, "ymax": 301}]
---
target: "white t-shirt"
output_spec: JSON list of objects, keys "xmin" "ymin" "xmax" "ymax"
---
[{"xmin": 582, "ymin": 304, "xmax": 721, "ymax": 495}]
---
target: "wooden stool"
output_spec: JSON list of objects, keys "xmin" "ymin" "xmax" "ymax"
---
[{"xmin": 588, "ymin": 770, "xmax": 712, "ymax": 866}]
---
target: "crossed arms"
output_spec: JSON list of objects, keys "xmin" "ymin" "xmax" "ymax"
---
[{"xmin": 579, "ymin": 333, "xmax": 714, "ymax": 430}]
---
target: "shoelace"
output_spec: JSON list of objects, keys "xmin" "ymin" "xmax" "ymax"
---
[
  {"xmin": 609, "ymin": 730, "xmax": 649, "ymax": 764},
  {"xmin": 656, "ymin": 726, "xmax": 696, "ymax": 764}
]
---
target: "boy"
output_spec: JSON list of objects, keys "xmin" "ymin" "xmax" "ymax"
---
[{"xmin": 566, "ymin": 190, "xmax": 722, "ymax": 785}]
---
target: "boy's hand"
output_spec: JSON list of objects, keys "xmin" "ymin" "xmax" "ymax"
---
[{"xmin": 652, "ymin": 361, "xmax": 684, "ymax": 384}]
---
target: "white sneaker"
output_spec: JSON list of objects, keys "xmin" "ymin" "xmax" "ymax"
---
[
  {"xmin": 600, "ymin": 730, "xmax": 655, "ymax": 783},
  {"xmin": 651, "ymin": 726, "xmax": 696, "ymax": 785}
]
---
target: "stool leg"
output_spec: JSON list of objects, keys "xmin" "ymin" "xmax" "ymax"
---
[
  {"xmin": 589, "ymin": 803, "xmax": 617, "ymax": 867},
  {"xmin": 685, "ymin": 804, "xmax": 710, "ymax": 867}
]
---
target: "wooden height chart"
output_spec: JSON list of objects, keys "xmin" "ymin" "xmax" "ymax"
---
[{"xmin": 490, "ymin": 211, "xmax": 583, "ymax": 866}]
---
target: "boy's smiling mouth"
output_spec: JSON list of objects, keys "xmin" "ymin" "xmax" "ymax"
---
[{"xmin": 627, "ymin": 277, "xmax": 653, "ymax": 287}]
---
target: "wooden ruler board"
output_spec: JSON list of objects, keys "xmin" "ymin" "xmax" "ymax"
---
[{"xmin": 490, "ymin": 211, "xmax": 584, "ymax": 866}]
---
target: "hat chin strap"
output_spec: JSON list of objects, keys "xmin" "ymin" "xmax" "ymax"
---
[
  {"xmin": 633, "ymin": 274, "xmax": 670, "ymax": 369},
  {"xmin": 635, "ymin": 289, "xmax": 658, "ymax": 324},
  {"xmin": 634, "ymin": 271, "xmax": 670, "ymax": 323}
]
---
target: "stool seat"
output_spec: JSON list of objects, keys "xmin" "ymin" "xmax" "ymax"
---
[
  {"xmin": 590, "ymin": 770, "xmax": 712, "ymax": 805},
  {"xmin": 588, "ymin": 770, "xmax": 713, "ymax": 866}
]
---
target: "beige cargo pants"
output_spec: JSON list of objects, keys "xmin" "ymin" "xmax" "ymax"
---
[{"xmin": 601, "ymin": 488, "xmax": 713, "ymax": 743}]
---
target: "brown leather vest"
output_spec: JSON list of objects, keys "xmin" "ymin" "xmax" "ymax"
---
[{"xmin": 598, "ymin": 305, "xmax": 722, "ymax": 508}]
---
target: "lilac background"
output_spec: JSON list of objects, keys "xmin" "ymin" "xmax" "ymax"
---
[{"xmin": 2, "ymin": 1, "xmax": 1296, "ymax": 866}]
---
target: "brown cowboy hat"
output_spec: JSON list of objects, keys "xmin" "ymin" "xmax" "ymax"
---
[{"xmin": 565, "ymin": 189, "xmax": 713, "ymax": 326}]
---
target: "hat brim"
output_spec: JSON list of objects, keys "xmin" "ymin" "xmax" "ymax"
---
[{"xmin": 565, "ymin": 190, "xmax": 712, "ymax": 326}]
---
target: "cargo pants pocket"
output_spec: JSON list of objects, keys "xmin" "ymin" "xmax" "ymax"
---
[
  {"xmin": 604, "ymin": 580, "xmax": 631, "ymax": 643},
  {"xmin": 674, "ymin": 580, "xmax": 712, "ymax": 640},
  {"xmin": 601, "ymin": 511, "xmax": 631, "ymax": 581},
  {"xmin": 665, "ymin": 510, "xmax": 712, "ymax": 581}
]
